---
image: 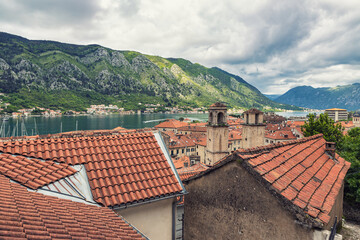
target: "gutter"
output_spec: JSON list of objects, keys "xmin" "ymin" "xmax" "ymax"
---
[{"xmin": 111, "ymin": 192, "xmax": 186, "ymax": 211}]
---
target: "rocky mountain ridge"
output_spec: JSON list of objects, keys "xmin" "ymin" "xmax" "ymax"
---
[
  {"xmin": 0, "ymin": 32, "xmax": 294, "ymax": 110},
  {"xmin": 274, "ymin": 84, "xmax": 360, "ymax": 111}
]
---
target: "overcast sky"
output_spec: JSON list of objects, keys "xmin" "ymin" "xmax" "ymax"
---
[{"xmin": 1, "ymin": 0, "xmax": 359, "ymax": 94}]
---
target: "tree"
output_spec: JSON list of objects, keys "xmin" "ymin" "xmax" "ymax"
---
[
  {"xmin": 338, "ymin": 127, "xmax": 360, "ymax": 203},
  {"xmin": 301, "ymin": 113, "xmax": 344, "ymax": 144}
]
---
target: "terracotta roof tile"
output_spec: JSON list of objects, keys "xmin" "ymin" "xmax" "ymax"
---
[
  {"xmin": 209, "ymin": 102, "xmax": 227, "ymax": 107},
  {"xmin": 177, "ymin": 163, "xmax": 209, "ymax": 181},
  {"xmin": 0, "ymin": 132, "xmax": 183, "ymax": 207},
  {"xmin": 265, "ymin": 130, "xmax": 297, "ymax": 140},
  {"xmin": 154, "ymin": 119, "xmax": 188, "ymax": 129},
  {"xmin": 236, "ymin": 134, "xmax": 350, "ymax": 225},
  {"xmin": 0, "ymin": 153, "xmax": 77, "ymax": 189},
  {"xmin": 0, "ymin": 174, "xmax": 146, "ymax": 239}
]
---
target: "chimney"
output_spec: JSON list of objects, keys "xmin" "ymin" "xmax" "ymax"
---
[{"xmin": 325, "ymin": 142, "xmax": 336, "ymax": 159}]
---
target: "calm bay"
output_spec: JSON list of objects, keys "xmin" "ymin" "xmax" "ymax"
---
[
  {"xmin": 1, "ymin": 113, "xmax": 209, "ymax": 136},
  {"xmin": 0, "ymin": 111, "xmax": 319, "ymax": 137}
]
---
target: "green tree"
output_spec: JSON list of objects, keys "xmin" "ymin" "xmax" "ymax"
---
[
  {"xmin": 301, "ymin": 113, "xmax": 344, "ymax": 144},
  {"xmin": 338, "ymin": 127, "xmax": 360, "ymax": 203}
]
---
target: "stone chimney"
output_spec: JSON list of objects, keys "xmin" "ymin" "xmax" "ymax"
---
[{"xmin": 325, "ymin": 142, "xmax": 336, "ymax": 159}]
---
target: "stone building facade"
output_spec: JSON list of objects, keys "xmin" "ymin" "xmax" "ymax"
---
[
  {"xmin": 205, "ymin": 102, "xmax": 229, "ymax": 165},
  {"xmin": 241, "ymin": 108, "xmax": 266, "ymax": 149}
]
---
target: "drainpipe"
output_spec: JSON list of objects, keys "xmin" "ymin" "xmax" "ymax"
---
[{"xmin": 172, "ymin": 195, "xmax": 184, "ymax": 240}]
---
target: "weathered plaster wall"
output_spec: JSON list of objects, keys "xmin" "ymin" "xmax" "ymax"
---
[
  {"xmin": 116, "ymin": 198, "xmax": 175, "ymax": 240},
  {"xmin": 324, "ymin": 183, "xmax": 344, "ymax": 230},
  {"xmin": 184, "ymin": 161, "xmax": 313, "ymax": 240}
]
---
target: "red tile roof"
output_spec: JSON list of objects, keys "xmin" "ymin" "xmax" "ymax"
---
[
  {"xmin": 154, "ymin": 119, "xmax": 188, "ymax": 129},
  {"xmin": 168, "ymin": 134, "xmax": 197, "ymax": 149},
  {"xmin": 173, "ymin": 156, "xmax": 190, "ymax": 169},
  {"xmin": 0, "ymin": 132, "xmax": 184, "ymax": 207},
  {"xmin": 340, "ymin": 121, "xmax": 354, "ymax": 129},
  {"xmin": 236, "ymin": 134, "xmax": 350, "ymax": 225},
  {"xmin": 265, "ymin": 130, "xmax": 297, "ymax": 140},
  {"xmin": 286, "ymin": 120, "xmax": 306, "ymax": 127},
  {"xmin": 228, "ymin": 130, "xmax": 242, "ymax": 141},
  {"xmin": 0, "ymin": 153, "xmax": 76, "ymax": 189},
  {"xmin": 177, "ymin": 163, "xmax": 209, "ymax": 181},
  {"xmin": 243, "ymin": 108, "xmax": 263, "ymax": 114},
  {"xmin": 186, "ymin": 134, "xmax": 350, "ymax": 227},
  {"xmin": 0, "ymin": 174, "xmax": 146, "ymax": 240},
  {"xmin": 209, "ymin": 102, "xmax": 227, "ymax": 107},
  {"xmin": 177, "ymin": 125, "xmax": 207, "ymax": 132}
]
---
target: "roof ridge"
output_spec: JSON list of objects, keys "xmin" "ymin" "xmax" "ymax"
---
[
  {"xmin": 237, "ymin": 134, "xmax": 323, "ymax": 155},
  {"xmin": 0, "ymin": 129, "xmax": 155, "ymax": 143}
]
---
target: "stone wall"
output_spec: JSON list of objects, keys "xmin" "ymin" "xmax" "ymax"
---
[{"xmin": 184, "ymin": 161, "xmax": 313, "ymax": 240}]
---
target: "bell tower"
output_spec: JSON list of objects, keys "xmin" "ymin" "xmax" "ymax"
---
[
  {"xmin": 205, "ymin": 102, "xmax": 229, "ymax": 165},
  {"xmin": 241, "ymin": 108, "xmax": 266, "ymax": 149}
]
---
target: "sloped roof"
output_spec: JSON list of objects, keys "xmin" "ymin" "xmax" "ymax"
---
[
  {"xmin": 177, "ymin": 125, "xmax": 207, "ymax": 132},
  {"xmin": 228, "ymin": 130, "xmax": 242, "ymax": 141},
  {"xmin": 240, "ymin": 134, "xmax": 351, "ymax": 224},
  {"xmin": 0, "ymin": 132, "xmax": 184, "ymax": 207},
  {"xmin": 173, "ymin": 155, "xmax": 190, "ymax": 169},
  {"xmin": 154, "ymin": 119, "xmax": 188, "ymax": 129},
  {"xmin": 0, "ymin": 174, "xmax": 146, "ymax": 240},
  {"xmin": 340, "ymin": 121, "xmax": 354, "ymax": 128},
  {"xmin": 0, "ymin": 153, "xmax": 76, "ymax": 189},
  {"xmin": 265, "ymin": 130, "xmax": 297, "ymax": 140},
  {"xmin": 243, "ymin": 108, "xmax": 263, "ymax": 114},
  {"xmin": 168, "ymin": 134, "xmax": 197, "ymax": 149},
  {"xmin": 185, "ymin": 134, "xmax": 350, "ymax": 227},
  {"xmin": 286, "ymin": 120, "xmax": 306, "ymax": 127},
  {"xmin": 177, "ymin": 163, "xmax": 209, "ymax": 181},
  {"xmin": 209, "ymin": 102, "xmax": 227, "ymax": 107}
]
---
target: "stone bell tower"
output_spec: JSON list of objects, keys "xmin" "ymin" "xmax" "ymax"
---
[
  {"xmin": 241, "ymin": 108, "xmax": 266, "ymax": 149},
  {"xmin": 205, "ymin": 102, "xmax": 229, "ymax": 166}
]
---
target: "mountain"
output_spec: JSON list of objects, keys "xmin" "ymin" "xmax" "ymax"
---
[
  {"xmin": 264, "ymin": 94, "xmax": 281, "ymax": 100},
  {"xmin": 274, "ymin": 84, "xmax": 360, "ymax": 111},
  {"xmin": 0, "ymin": 32, "xmax": 295, "ymax": 111}
]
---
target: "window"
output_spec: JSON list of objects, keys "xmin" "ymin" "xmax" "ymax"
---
[
  {"xmin": 182, "ymin": 149, "xmax": 184, "ymax": 153},
  {"xmin": 217, "ymin": 112, "xmax": 224, "ymax": 124}
]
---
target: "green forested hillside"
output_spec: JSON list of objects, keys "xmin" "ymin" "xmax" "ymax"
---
[{"xmin": 0, "ymin": 32, "xmax": 296, "ymax": 111}]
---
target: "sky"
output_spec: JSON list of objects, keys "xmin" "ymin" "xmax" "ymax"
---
[{"xmin": 0, "ymin": 0, "xmax": 359, "ymax": 94}]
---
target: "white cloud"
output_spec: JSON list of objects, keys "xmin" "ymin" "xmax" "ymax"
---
[{"xmin": 0, "ymin": 0, "xmax": 359, "ymax": 95}]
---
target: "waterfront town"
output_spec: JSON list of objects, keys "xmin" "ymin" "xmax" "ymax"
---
[
  {"xmin": 0, "ymin": 102, "xmax": 359, "ymax": 239},
  {"xmin": 0, "ymin": 103, "xmax": 211, "ymax": 118}
]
